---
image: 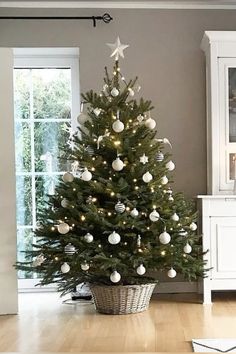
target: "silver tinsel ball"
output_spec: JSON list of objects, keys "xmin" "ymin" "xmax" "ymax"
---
[
  {"xmin": 115, "ymin": 201, "xmax": 125, "ymax": 213},
  {"xmin": 156, "ymin": 152, "xmax": 164, "ymax": 162},
  {"xmin": 64, "ymin": 243, "xmax": 76, "ymax": 255}
]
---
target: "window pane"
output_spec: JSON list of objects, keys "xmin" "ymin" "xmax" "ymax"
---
[
  {"xmin": 16, "ymin": 176, "xmax": 32, "ymax": 225},
  {"xmin": 14, "ymin": 69, "xmax": 30, "ymax": 119},
  {"xmin": 34, "ymin": 121, "xmax": 70, "ymax": 173},
  {"xmin": 14, "ymin": 121, "xmax": 31, "ymax": 172},
  {"xmin": 17, "ymin": 228, "xmax": 34, "ymax": 279},
  {"xmin": 35, "ymin": 175, "xmax": 59, "ymax": 220},
  {"xmin": 32, "ymin": 68, "xmax": 71, "ymax": 119}
]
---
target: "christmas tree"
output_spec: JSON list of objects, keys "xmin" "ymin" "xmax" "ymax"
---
[{"xmin": 16, "ymin": 37, "xmax": 206, "ymax": 294}]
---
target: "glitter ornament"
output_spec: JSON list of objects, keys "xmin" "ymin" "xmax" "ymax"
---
[
  {"xmin": 142, "ymin": 171, "xmax": 153, "ymax": 183},
  {"xmin": 110, "ymin": 270, "xmax": 121, "ymax": 283},
  {"xmin": 156, "ymin": 152, "xmax": 164, "ymax": 162},
  {"xmin": 64, "ymin": 243, "xmax": 76, "ymax": 255},
  {"xmin": 137, "ymin": 264, "xmax": 146, "ymax": 275},
  {"xmin": 168, "ymin": 268, "xmax": 177, "ymax": 278},
  {"xmin": 149, "ymin": 210, "xmax": 160, "ymax": 222},
  {"xmin": 166, "ymin": 160, "xmax": 175, "ymax": 171},
  {"xmin": 112, "ymin": 119, "xmax": 124, "ymax": 133},
  {"xmin": 171, "ymin": 213, "xmax": 179, "ymax": 222},
  {"xmin": 58, "ymin": 223, "xmax": 70, "ymax": 235},
  {"xmin": 130, "ymin": 208, "xmax": 139, "ymax": 217},
  {"xmin": 93, "ymin": 107, "xmax": 101, "ymax": 116},
  {"xmin": 115, "ymin": 201, "xmax": 125, "ymax": 213},
  {"xmin": 61, "ymin": 262, "xmax": 70, "ymax": 273},
  {"xmin": 61, "ymin": 198, "xmax": 69, "ymax": 208},
  {"xmin": 84, "ymin": 232, "xmax": 94, "ymax": 243},
  {"xmin": 108, "ymin": 231, "xmax": 121, "ymax": 245},
  {"xmin": 77, "ymin": 112, "xmax": 89, "ymax": 124},
  {"xmin": 184, "ymin": 243, "xmax": 192, "ymax": 254},
  {"xmin": 179, "ymin": 229, "xmax": 188, "ymax": 236},
  {"xmin": 111, "ymin": 87, "xmax": 119, "ymax": 97},
  {"xmin": 137, "ymin": 114, "xmax": 144, "ymax": 123},
  {"xmin": 161, "ymin": 175, "xmax": 168, "ymax": 185},
  {"xmin": 145, "ymin": 117, "xmax": 156, "ymax": 130},
  {"xmin": 159, "ymin": 231, "xmax": 171, "ymax": 244},
  {"xmin": 81, "ymin": 262, "xmax": 90, "ymax": 271},
  {"xmin": 62, "ymin": 172, "xmax": 74, "ymax": 183},
  {"xmin": 112, "ymin": 157, "xmax": 124, "ymax": 171},
  {"xmin": 81, "ymin": 168, "xmax": 92, "ymax": 181},
  {"xmin": 190, "ymin": 222, "xmax": 197, "ymax": 231}
]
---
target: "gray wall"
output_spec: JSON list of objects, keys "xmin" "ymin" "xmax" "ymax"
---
[{"xmin": 1, "ymin": 8, "xmax": 236, "ymax": 197}]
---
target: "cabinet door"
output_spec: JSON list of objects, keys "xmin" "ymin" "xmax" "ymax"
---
[{"xmin": 210, "ymin": 217, "xmax": 236, "ymax": 278}]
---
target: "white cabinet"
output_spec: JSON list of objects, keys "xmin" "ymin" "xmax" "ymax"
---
[{"xmin": 198, "ymin": 196, "xmax": 236, "ymax": 304}]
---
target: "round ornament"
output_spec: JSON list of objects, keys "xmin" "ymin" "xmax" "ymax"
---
[
  {"xmin": 84, "ymin": 232, "xmax": 94, "ymax": 243},
  {"xmin": 58, "ymin": 222, "xmax": 70, "ymax": 235},
  {"xmin": 130, "ymin": 208, "xmax": 139, "ymax": 217},
  {"xmin": 93, "ymin": 107, "xmax": 101, "ymax": 116},
  {"xmin": 156, "ymin": 152, "xmax": 164, "ymax": 162},
  {"xmin": 64, "ymin": 243, "xmax": 76, "ymax": 255},
  {"xmin": 112, "ymin": 119, "xmax": 124, "ymax": 133},
  {"xmin": 161, "ymin": 175, "xmax": 168, "ymax": 185},
  {"xmin": 166, "ymin": 160, "xmax": 175, "ymax": 171},
  {"xmin": 171, "ymin": 213, "xmax": 179, "ymax": 222},
  {"xmin": 167, "ymin": 268, "xmax": 177, "ymax": 278},
  {"xmin": 142, "ymin": 171, "xmax": 153, "ymax": 183},
  {"xmin": 137, "ymin": 264, "xmax": 146, "ymax": 275},
  {"xmin": 145, "ymin": 117, "xmax": 156, "ymax": 130},
  {"xmin": 190, "ymin": 222, "xmax": 197, "ymax": 231},
  {"xmin": 108, "ymin": 231, "xmax": 121, "ymax": 245},
  {"xmin": 169, "ymin": 196, "xmax": 174, "ymax": 202},
  {"xmin": 159, "ymin": 231, "xmax": 171, "ymax": 244},
  {"xmin": 62, "ymin": 172, "xmax": 74, "ymax": 183},
  {"xmin": 86, "ymin": 146, "xmax": 94, "ymax": 156},
  {"xmin": 112, "ymin": 157, "xmax": 124, "ymax": 171},
  {"xmin": 61, "ymin": 198, "xmax": 69, "ymax": 208},
  {"xmin": 77, "ymin": 112, "xmax": 89, "ymax": 124},
  {"xmin": 81, "ymin": 168, "xmax": 92, "ymax": 181},
  {"xmin": 81, "ymin": 262, "xmax": 90, "ymax": 271},
  {"xmin": 149, "ymin": 210, "xmax": 160, "ymax": 222},
  {"xmin": 184, "ymin": 243, "xmax": 192, "ymax": 254},
  {"xmin": 110, "ymin": 270, "xmax": 121, "ymax": 283},
  {"xmin": 111, "ymin": 87, "xmax": 119, "ymax": 97},
  {"xmin": 61, "ymin": 262, "xmax": 70, "ymax": 273},
  {"xmin": 115, "ymin": 201, "xmax": 125, "ymax": 213}
]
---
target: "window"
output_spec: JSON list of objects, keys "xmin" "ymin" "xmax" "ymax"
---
[{"xmin": 14, "ymin": 48, "xmax": 80, "ymax": 290}]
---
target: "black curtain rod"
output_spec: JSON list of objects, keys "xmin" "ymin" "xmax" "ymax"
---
[{"xmin": 0, "ymin": 12, "xmax": 113, "ymax": 27}]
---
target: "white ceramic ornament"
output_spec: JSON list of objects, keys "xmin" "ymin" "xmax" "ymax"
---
[
  {"xmin": 130, "ymin": 208, "xmax": 139, "ymax": 217},
  {"xmin": 111, "ymin": 87, "xmax": 119, "ymax": 97},
  {"xmin": 190, "ymin": 222, "xmax": 197, "ymax": 231},
  {"xmin": 62, "ymin": 172, "xmax": 74, "ymax": 183},
  {"xmin": 156, "ymin": 152, "xmax": 164, "ymax": 162},
  {"xmin": 159, "ymin": 231, "xmax": 171, "ymax": 244},
  {"xmin": 166, "ymin": 160, "xmax": 175, "ymax": 171},
  {"xmin": 61, "ymin": 262, "xmax": 70, "ymax": 273},
  {"xmin": 171, "ymin": 213, "xmax": 179, "ymax": 222},
  {"xmin": 77, "ymin": 112, "xmax": 89, "ymax": 124},
  {"xmin": 137, "ymin": 264, "xmax": 146, "ymax": 275},
  {"xmin": 61, "ymin": 198, "xmax": 69, "ymax": 208},
  {"xmin": 137, "ymin": 114, "xmax": 144, "ymax": 123},
  {"xmin": 115, "ymin": 201, "xmax": 125, "ymax": 213},
  {"xmin": 142, "ymin": 171, "xmax": 153, "ymax": 183},
  {"xmin": 81, "ymin": 262, "xmax": 90, "ymax": 271},
  {"xmin": 112, "ymin": 157, "xmax": 124, "ymax": 171},
  {"xmin": 184, "ymin": 243, "xmax": 192, "ymax": 254},
  {"xmin": 112, "ymin": 119, "xmax": 124, "ymax": 133},
  {"xmin": 167, "ymin": 268, "xmax": 177, "ymax": 278},
  {"xmin": 108, "ymin": 231, "xmax": 121, "ymax": 245},
  {"xmin": 84, "ymin": 232, "xmax": 94, "ymax": 243},
  {"xmin": 93, "ymin": 107, "xmax": 101, "ymax": 116},
  {"xmin": 145, "ymin": 117, "xmax": 156, "ymax": 130},
  {"xmin": 81, "ymin": 168, "xmax": 92, "ymax": 181},
  {"xmin": 64, "ymin": 243, "xmax": 76, "ymax": 255},
  {"xmin": 110, "ymin": 270, "xmax": 121, "ymax": 283},
  {"xmin": 58, "ymin": 222, "xmax": 70, "ymax": 235},
  {"xmin": 149, "ymin": 210, "xmax": 160, "ymax": 222},
  {"xmin": 161, "ymin": 176, "xmax": 168, "ymax": 185}
]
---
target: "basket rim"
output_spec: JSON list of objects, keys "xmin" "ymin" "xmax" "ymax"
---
[{"xmin": 89, "ymin": 282, "xmax": 157, "ymax": 289}]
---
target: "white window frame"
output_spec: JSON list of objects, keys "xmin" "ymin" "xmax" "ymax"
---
[{"xmin": 14, "ymin": 48, "xmax": 80, "ymax": 292}]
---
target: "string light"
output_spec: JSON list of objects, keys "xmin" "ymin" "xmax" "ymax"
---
[
  {"xmin": 129, "ymin": 119, "xmax": 132, "ymax": 123},
  {"xmin": 161, "ymin": 250, "xmax": 166, "ymax": 256},
  {"xmin": 73, "ymin": 188, "xmax": 76, "ymax": 191},
  {"xmin": 91, "ymin": 167, "xmax": 95, "ymax": 171},
  {"xmin": 126, "ymin": 207, "xmax": 130, "ymax": 211},
  {"xmin": 113, "ymin": 71, "xmax": 117, "ymax": 75},
  {"xmin": 133, "ymin": 178, "xmax": 137, "ymax": 182},
  {"xmin": 121, "ymin": 76, "xmax": 125, "ymax": 81},
  {"xmin": 92, "ymin": 157, "xmax": 96, "ymax": 161},
  {"xmin": 93, "ymin": 138, "xmax": 97, "ymax": 142},
  {"xmin": 110, "ymin": 191, "xmax": 115, "ymax": 197},
  {"xmin": 147, "ymin": 226, "xmax": 150, "ymax": 230},
  {"xmin": 103, "ymin": 161, "xmax": 107, "ymax": 165},
  {"xmin": 123, "ymin": 221, "xmax": 127, "ymax": 225},
  {"xmin": 135, "ymin": 186, "xmax": 139, "ymax": 190},
  {"xmin": 55, "ymin": 256, "xmax": 59, "ymax": 261},
  {"xmin": 138, "ymin": 143, "xmax": 142, "ymax": 146},
  {"xmin": 64, "ymin": 216, "xmax": 68, "ymax": 219},
  {"xmin": 72, "ymin": 223, "xmax": 75, "ymax": 227},
  {"xmin": 132, "ymin": 130, "xmax": 136, "ymax": 134},
  {"xmin": 153, "ymin": 205, "xmax": 157, "ymax": 209},
  {"xmin": 81, "ymin": 215, "xmax": 86, "ymax": 221},
  {"xmin": 114, "ymin": 140, "xmax": 121, "ymax": 146},
  {"xmin": 51, "ymin": 227, "xmax": 55, "ymax": 231},
  {"xmin": 108, "ymin": 212, "xmax": 112, "ymax": 216},
  {"xmin": 92, "ymin": 197, "xmax": 97, "ymax": 202}
]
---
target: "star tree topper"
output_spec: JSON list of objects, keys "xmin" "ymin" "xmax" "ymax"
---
[{"xmin": 106, "ymin": 37, "xmax": 129, "ymax": 60}]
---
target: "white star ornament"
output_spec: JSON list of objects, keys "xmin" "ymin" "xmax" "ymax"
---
[{"xmin": 106, "ymin": 37, "xmax": 129, "ymax": 60}]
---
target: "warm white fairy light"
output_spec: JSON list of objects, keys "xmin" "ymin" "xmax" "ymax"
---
[
  {"xmin": 108, "ymin": 212, "xmax": 112, "ymax": 216},
  {"xmin": 55, "ymin": 256, "xmax": 59, "ymax": 261},
  {"xmin": 73, "ymin": 188, "xmax": 76, "ymax": 191},
  {"xmin": 110, "ymin": 191, "xmax": 115, "ymax": 197},
  {"xmin": 91, "ymin": 167, "xmax": 95, "ymax": 171},
  {"xmin": 64, "ymin": 216, "xmax": 67, "ymax": 219},
  {"xmin": 51, "ymin": 227, "xmax": 55, "ymax": 231},
  {"xmin": 92, "ymin": 157, "xmax": 96, "ymax": 161},
  {"xmin": 133, "ymin": 130, "xmax": 136, "ymax": 133},
  {"xmin": 122, "ymin": 76, "xmax": 125, "ymax": 81},
  {"xmin": 123, "ymin": 221, "xmax": 127, "ymax": 225},
  {"xmin": 135, "ymin": 186, "xmax": 139, "ymax": 190},
  {"xmin": 147, "ymin": 226, "xmax": 150, "ymax": 230},
  {"xmin": 114, "ymin": 140, "xmax": 121, "ymax": 146},
  {"xmin": 133, "ymin": 178, "xmax": 137, "ymax": 182},
  {"xmin": 72, "ymin": 223, "xmax": 75, "ymax": 227},
  {"xmin": 161, "ymin": 250, "xmax": 166, "ymax": 256},
  {"xmin": 138, "ymin": 143, "xmax": 142, "ymax": 146},
  {"xmin": 126, "ymin": 206, "xmax": 130, "ymax": 211},
  {"xmin": 92, "ymin": 197, "xmax": 97, "ymax": 202},
  {"xmin": 129, "ymin": 119, "xmax": 132, "ymax": 123},
  {"xmin": 153, "ymin": 205, "xmax": 157, "ymax": 209},
  {"xmin": 81, "ymin": 215, "xmax": 86, "ymax": 221},
  {"xmin": 71, "ymin": 205, "xmax": 75, "ymax": 209},
  {"xmin": 103, "ymin": 161, "xmax": 107, "ymax": 164}
]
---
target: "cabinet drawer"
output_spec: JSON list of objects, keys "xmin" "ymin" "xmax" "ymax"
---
[{"xmin": 206, "ymin": 198, "xmax": 236, "ymax": 216}]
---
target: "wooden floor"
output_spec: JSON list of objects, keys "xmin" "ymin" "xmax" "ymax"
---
[{"xmin": 1, "ymin": 292, "xmax": 236, "ymax": 352}]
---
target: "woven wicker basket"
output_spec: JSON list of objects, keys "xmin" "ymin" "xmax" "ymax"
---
[{"xmin": 90, "ymin": 283, "xmax": 156, "ymax": 315}]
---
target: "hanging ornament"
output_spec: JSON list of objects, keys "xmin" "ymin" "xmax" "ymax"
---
[
  {"xmin": 159, "ymin": 231, "xmax": 171, "ymax": 244},
  {"xmin": 149, "ymin": 210, "xmax": 160, "ymax": 222},
  {"xmin": 111, "ymin": 87, "xmax": 119, "ymax": 97},
  {"xmin": 137, "ymin": 235, "xmax": 141, "ymax": 247},
  {"xmin": 97, "ymin": 131, "xmax": 110, "ymax": 149},
  {"xmin": 110, "ymin": 270, "xmax": 121, "ymax": 283},
  {"xmin": 81, "ymin": 262, "xmax": 90, "ymax": 271},
  {"xmin": 128, "ymin": 87, "xmax": 135, "ymax": 97},
  {"xmin": 156, "ymin": 152, "xmax": 164, "ymax": 162},
  {"xmin": 161, "ymin": 176, "xmax": 168, "ymax": 185},
  {"xmin": 115, "ymin": 201, "xmax": 125, "ymax": 213},
  {"xmin": 84, "ymin": 232, "xmax": 94, "ymax": 243},
  {"xmin": 171, "ymin": 213, "xmax": 179, "ymax": 222},
  {"xmin": 58, "ymin": 222, "xmax": 70, "ymax": 235},
  {"xmin": 130, "ymin": 208, "xmax": 139, "ymax": 217},
  {"xmin": 166, "ymin": 160, "xmax": 175, "ymax": 171},
  {"xmin": 106, "ymin": 36, "xmax": 129, "ymax": 61},
  {"xmin": 179, "ymin": 229, "xmax": 188, "ymax": 236},
  {"xmin": 190, "ymin": 222, "xmax": 197, "ymax": 231},
  {"xmin": 112, "ymin": 119, "xmax": 124, "ymax": 133},
  {"xmin": 156, "ymin": 137, "xmax": 172, "ymax": 149},
  {"xmin": 81, "ymin": 168, "xmax": 92, "ymax": 181},
  {"xmin": 32, "ymin": 254, "xmax": 45, "ymax": 267},
  {"xmin": 112, "ymin": 157, "xmax": 124, "ymax": 171},
  {"xmin": 71, "ymin": 160, "xmax": 79, "ymax": 173},
  {"xmin": 64, "ymin": 243, "xmax": 76, "ymax": 255},
  {"xmin": 77, "ymin": 111, "xmax": 89, "ymax": 124},
  {"xmin": 93, "ymin": 107, "xmax": 101, "ymax": 116},
  {"xmin": 142, "ymin": 171, "xmax": 153, "ymax": 183},
  {"xmin": 62, "ymin": 172, "xmax": 74, "ymax": 183},
  {"xmin": 137, "ymin": 114, "xmax": 144, "ymax": 123},
  {"xmin": 184, "ymin": 243, "xmax": 192, "ymax": 254},
  {"xmin": 86, "ymin": 146, "xmax": 94, "ymax": 156},
  {"xmin": 167, "ymin": 268, "xmax": 177, "ymax": 278},
  {"xmin": 140, "ymin": 154, "xmax": 148, "ymax": 165},
  {"xmin": 61, "ymin": 262, "xmax": 70, "ymax": 273},
  {"xmin": 137, "ymin": 264, "xmax": 146, "ymax": 275},
  {"xmin": 108, "ymin": 231, "xmax": 121, "ymax": 245},
  {"xmin": 61, "ymin": 198, "xmax": 69, "ymax": 208},
  {"xmin": 169, "ymin": 196, "xmax": 174, "ymax": 202},
  {"xmin": 145, "ymin": 114, "xmax": 156, "ymax": 129}
]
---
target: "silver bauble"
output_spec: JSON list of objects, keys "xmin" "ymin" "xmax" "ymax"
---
[
  {"xmin": 130, "ymin": 208, "xmax": 139, "ymax": 217},
  {"xmin": 84, "ymin": 232, "xmax": 94, "ymax": 243},
  {"xmin": 167, "ymin": 268, "xmax": 177, "ymax": 278},
  {"xmin": 137, "ymin": 264, "xmax": 146, "ymax": 275},
  {"xmin": 81, "ymin": 168, "xmax": 92, "ymax": 181},
  {"xmin": 110, "ymin": 270, "xmax": 121, "ymax": 283},
  {"xmin": 112, "ymin": 119, "xmax": 124, "ymax": 133},
  {"xmin": 183, "ymin": 243, "xmax": 192, "ymax": 254},
  {"xmin": 149, "ymin": 210, "xmax": 160, "ymax": 222},
  {"xmin": 112, "ymin": 157, "xmax": 124, "ymax": 171},
  {"xmin": 108, "ymin": 231, "xmax": 121, "ymax": 245},
  {"xmin": 62, "ymin": 172, "xmax": 74, "ymax": 183},
  {"xmin": 61, "ymin": 262, "xmax": 70, "ymax": 273},
  {"xmin": 58, "ymin": 222, "xmax": 70, "ymax": 235},
  {"xmin": 156, "ymin": 152, "xmax": 164, "ymax": 162},
  {"xmin": 111, "ymin": 87, "xmax": 119, "ymax": 97},
  {"xmin": 64, "ymin": 243, "xmax": 76, "ymax": 255},
  {"xmin": 159, "ymin": 231, "xmax": 171, "ymax": 244},
  {"xmin": 115, "ymin": 201, "xmax": 125, "ymax": 213}
]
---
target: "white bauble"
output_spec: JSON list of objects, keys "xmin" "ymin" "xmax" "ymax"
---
[
  {"xmin": 161, "ymin": 175, "xmax": 168, "ymax": 185},
  {"xmin": 112, "ymin": 119, "xmax": 124, "ymax": 133},
  {"xmin": 159, "ymin": 231, "xmax": 171, "ymax": 244},
  {"xmin": 84, "ymin": 232, "xmax": 94, "ymax": 243},
  {"xmin": 81, "ymin": 168, "xmax": 92, "ymax": 181},
  {"xmin": 149, "ymin": 210, "xmax": 160, "ymax": 222},
  {"xmin": 61, "ymin": 198, "xmax": 69, "ymax": 208},
  {"xmin": 111, "ymin": 87, "xmax": 119, "ymax": 97},
  {"xmin": 110, "ymin": 270, "xmax": 121, "ymax": 283},
  {"xmin": 184, "ymin": 243, "xmax": 192, "ymax": 254},
  {"xmin": 167, "ymin": 268, "xmax": 177, "ymax": 278},
  {"xmin": 190, "ymin": 222, "xmax": 197, "ymax": 231},
  {"xmin": 58, "ymin": 222, "xmax": 70, "ymax": 235},
  {"xmin": 112, "ymin": 157, "xmax": 124, "ymax": 171},
  {"xmin": 169, "ymin": 196, "xmax": 174, "ymax": 202},
  {"xmin": 130, "ymin": 208, "xmax": 139, "ymax": 217},
  {"xmin": 108, "ymin": 231, "xmax": 121, "ymax": 245},
  {"xmin": 171, "ymin": 213, "xmax": 179, "ymax": 222},
  {"xmin": 62, "ymin": 172, "xmax": 74, "ymax": 183},
  {"xmin": 61, "ymin": 262, "xmax": 70, "ymax": 273},
  {"xmin": 115, "ymin": 201, "xmax": 125, "ymax": 213},
  {"xmin": 93, "ymin": 107, "xmax": 101, "ymax": 116},
  {"xmin": 64, "ymin": 243, "xmax": 76, "ymax": 255},
  {"xmin": 137, "ymin": 264, "xmax": 146, "ymax": 275},
  {"xmin": 145, "ymin": 118, "xmax": 156, "ymax": 130},
  {"xmin": 166, "ymin": 160, "xmax": 175, "ymax": 171},
  {"xmin": 142, "ymin": 171, "xmax": 153, "ymax": 183},
  {"xmin": 77, "ymin": 112, "xmax": 89, "ymax": 124},
  {"xmin": 81, "ymin": 262, "xmax": 90, "ymax": 271}
]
